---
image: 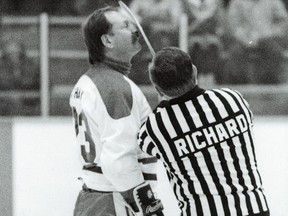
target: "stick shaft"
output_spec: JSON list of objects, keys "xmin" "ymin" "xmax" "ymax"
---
[{"xmin": 118, "ymin": 1, "xmax": 155, "ymax": 57}]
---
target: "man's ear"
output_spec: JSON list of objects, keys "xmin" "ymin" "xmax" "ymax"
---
[
  {"xmin": 101, "ymin": 34, "xmax": 113, "ymax": 48},
  {"xmin": 192, "ymin": 64, "xmax": 198, "ymax": 84}
]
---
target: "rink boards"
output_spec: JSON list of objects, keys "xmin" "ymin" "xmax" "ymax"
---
[{"xmin": 0, "ymin": 116, "xmax": 287, "ymax": 216}]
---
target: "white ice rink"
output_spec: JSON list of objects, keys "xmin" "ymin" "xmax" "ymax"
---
[{"xmin": 12, "ymin": 116, "xmax": 288, "ymax": 216}]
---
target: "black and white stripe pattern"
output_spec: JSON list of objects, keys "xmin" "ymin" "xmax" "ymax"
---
[{"xmin": 138, "ymin": 88, "xmax": 269, "ymax": 216}]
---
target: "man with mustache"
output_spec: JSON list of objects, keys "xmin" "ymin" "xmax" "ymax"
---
[{"xmin": 70, "ymin": 6, "xmax": 164, "ymax": 216}]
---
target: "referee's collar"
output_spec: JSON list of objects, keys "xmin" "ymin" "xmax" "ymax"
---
[{"xmin": 157, "ymin": 85, "xmax": 205, "ymax": 108}]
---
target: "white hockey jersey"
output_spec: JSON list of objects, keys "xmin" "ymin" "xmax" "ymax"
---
[{"xmin": 69, "ymin": 60, "xmax": 157, "ymax": 192}]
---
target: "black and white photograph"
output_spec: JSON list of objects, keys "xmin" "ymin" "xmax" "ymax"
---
[{"xmin": 0, "ymin": 0, "xmax": 288, "ymax": 215}]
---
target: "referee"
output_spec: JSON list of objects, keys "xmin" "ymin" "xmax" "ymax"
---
[{"xmin": 138, "ymin": 47, "xmax": 269, "ymax": 216}]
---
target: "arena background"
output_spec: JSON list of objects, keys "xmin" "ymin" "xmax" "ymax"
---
[
  {"xmin": 1, "ymin": 0, "xmax": 288, "ymax": 215},
  {"xmin": 0, "ymin": 116, "xmax": 287, "ymax": 216}
]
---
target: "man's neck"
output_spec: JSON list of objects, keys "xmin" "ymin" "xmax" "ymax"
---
[
  {"xmin": 105, "ymin": 52, "xmax": 133, "ymax": 64},
  {"xmin": 102, "ymin": 56, "xmax": 132, "ymax": 76}
]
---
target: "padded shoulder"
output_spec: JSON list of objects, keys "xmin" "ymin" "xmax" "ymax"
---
[{"xmin": 86, "ymin": 66, "xmax": 133, "ymax": 119}]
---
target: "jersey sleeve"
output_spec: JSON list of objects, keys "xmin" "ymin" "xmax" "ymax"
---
[
  {"xmin": 137, "ymin": 116, "xmax": 159, "ymax": 159},
  {"xmin": 139, "ymin": 91, "xmax": 152, "ymax": 125}
]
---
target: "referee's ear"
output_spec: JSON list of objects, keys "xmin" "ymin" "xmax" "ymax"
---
[
  {"xmin": 155, "ymin": 86, "xmax": 172, "ymax": 101},
  {"xmin": 192, "ymin": 64, "xmax": 198, "ymax": 85},
  {"xmin": 192, "ymin": 64, "xmax": 198, "ymax": 76},
  {"xmin": 155, "ymin": 86, "xmax": 164, "ymax": 97}
]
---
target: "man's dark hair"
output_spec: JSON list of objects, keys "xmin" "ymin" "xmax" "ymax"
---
[
  {"xmin": 82, "ymin": 6, "xmax": 117, "ymax": 64},
  {"xmin": 149, "ymin": 47, "xmax": 197, "ymax": 97}
]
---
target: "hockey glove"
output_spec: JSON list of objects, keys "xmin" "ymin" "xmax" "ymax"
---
[{"xmin": 121, "ymin": 182, "xmax": 164, "ymax": 216}]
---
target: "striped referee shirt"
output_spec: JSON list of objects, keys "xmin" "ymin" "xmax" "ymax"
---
[{"xmin": 138, "ymin": 85, "xmax": 269, "ymax": 216}]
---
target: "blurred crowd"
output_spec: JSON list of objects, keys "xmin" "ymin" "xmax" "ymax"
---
[
  {"xmin": 0, "ymin": 0, "xmax": 288, "ymax": 115},
  {"xmin": 0, "ymin": 39, "xmax": 40, "ymax": 116},
  {"xmin": 130, "ymin": 0, "xmax": 288, "ymax": 85}
]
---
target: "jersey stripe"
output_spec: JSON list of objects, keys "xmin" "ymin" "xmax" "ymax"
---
[
  {"xmin": 161, "ymin": 107, "xmax": 206, "ymax": 215},
  {"xmin": 206, "ymin": 146, "xmax": 231, "ymax": 215},
  {"xmin": 190, "ymin": 153, "xmax": 218, "ymax": 214},
  {"xmin": 197, "ymin": 94, "xmax": 216, "ymax": 124},
  {"xmin": 205, "ymin": 90, "xmax": 229, "ymax": 119},
  {"xmin": 213, "ymin": 89, "xmax": 240, "ymax": 113},
  {"xmin": 151, "ymin": 113, "xmax": 192, "ymax": 214},
  {"xmin": 160, "ymin": 108, "xmax": 178, "ymax": 139},
  {"xmin": 178, "ymin": 102, "xmax": 197, "ymax": 131},
  {"xmin": 223, "ymin": 89, "xmax": 252, "ymax": 124},
  {"xmin": 185, "ymin": 100, "xmax": 203, "ymax": 128},
  {"xmin": 146, "ymin": 115, "xmax": 174, "ymax": 165},
  {"xmin": 239, "ymin": 132, "xmax": 262, "ymax": 213},
  {"xmin": 138, "ymin": 88, "xmax": 269, "ymax": 216},
  {"xmin": 231, "ymin": 136, "xmax": 254, "ymax": 214},
  {"xmin": 145, "ymin": 116, "xmax": 190, "ymax": 210},
  {"xmin": 217, "ymin": 141, "xmax": 242, "ymax": 215},
  {"xmin": 172, "ymin": 104, "xmax": 191, "ymax": 134}
]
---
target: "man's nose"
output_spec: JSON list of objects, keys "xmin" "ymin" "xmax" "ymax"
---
[
  {"xmin": 133, "ymin": 30, "xmax": 140, "ymax": 38},
  {"xmin": 130, "ymin": 21, "xmax": 138, "ymax": 31},
  {"xmin": 130, "ymin": 22, "xmax": 140, "ymax": 36}
]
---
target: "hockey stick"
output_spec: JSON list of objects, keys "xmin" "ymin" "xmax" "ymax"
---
[{"xmin": 118, "ymin": 1, "xmax": 155, "ymax": 57}]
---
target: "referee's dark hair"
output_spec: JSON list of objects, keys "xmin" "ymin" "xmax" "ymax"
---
[
  {"xmin": 149, "ymin": 47, "xmax": 198, "ymax": 98},
  {"xmin": 82, "ymin": 6, "xmax": 117, "ymax": 64}
]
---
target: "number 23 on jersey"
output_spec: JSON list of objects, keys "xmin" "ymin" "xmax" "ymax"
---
[{"xmin": 72, "ymin": 107, "xmax": 96, "ymax": 163}]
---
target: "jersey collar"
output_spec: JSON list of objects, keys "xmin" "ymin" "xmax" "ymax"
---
[
  {"xmin": 102, "ymin": 57, "xmax": 132, "ymax": 76},
  {"xmin": 157, "ymin": 85, "xmax": 205, "ymax": 108}
]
